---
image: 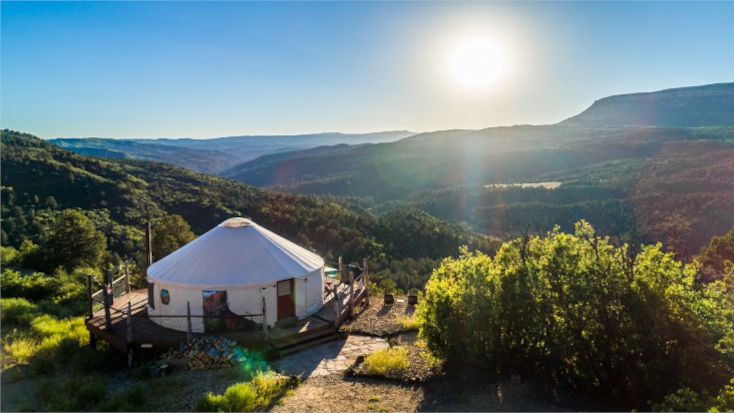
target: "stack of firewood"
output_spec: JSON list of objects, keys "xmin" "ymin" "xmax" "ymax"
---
[{"xmin": 160, "ymin": 337, "xmax": 247, "ymax": 370}]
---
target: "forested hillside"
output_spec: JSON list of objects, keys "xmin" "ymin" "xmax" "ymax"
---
[
  {"xmin": 230, "ymin": 125, "xmax": 734, "ymax": 251},
  {"xmin": 49, "ymin": 138, "xmax": 240, "ymax": 175},
  {"xmin": 1, "ymin": 130, "xmax": 495, "ymax": 292}
]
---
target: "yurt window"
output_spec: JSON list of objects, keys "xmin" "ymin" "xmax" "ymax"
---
[
  {"xmin": 160, "ymin": 289, "xmax": 170, "ymax": 305},
  {"xmin": 148, "ymin": 283, "xmax": 155, "ymax": 309},
  {"xmin": 277, "ymin": 281, "xmax": 291, "ymax": 296}
]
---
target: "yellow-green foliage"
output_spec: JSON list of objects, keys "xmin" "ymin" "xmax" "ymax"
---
[
  {"xmin": 653, "ymin": 378, "xmax": 734, "ymax": 412},
  {"xmin": 1, "ymin": 245, "xmax": 21, "ymax": 266},
  {"xmin": 417, "ymin": 221, "xmax": 734, "ymax": 407},
  {"xmin": 363, "ymin": 347, "xmax": 409, "ymax": 376},
  {"xmin": 194, "ymin": 373, "xmax": 290, "ymax": 412},
  {"xmin": 395, "ymin": 314, "xmax": 421, "ymax": 331},
  {"xmin": 1, "ymin": 298, "xmax": 88, "ymax": 364}
]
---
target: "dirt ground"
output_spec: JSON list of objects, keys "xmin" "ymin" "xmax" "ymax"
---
[
  {"xmin": 269, "ymin": 374, "xmax": 425, "ymax": 413},
  {"xmin": 270, "ymin": 362, "xmax": 619, "ymax": 413},
  {"xmin": 345, "ymin": 298, "xmax": 416, "ymax": 337},
  {"xmin": 1, "ymin": 366, "xmax": 42, "ymax": 412}
]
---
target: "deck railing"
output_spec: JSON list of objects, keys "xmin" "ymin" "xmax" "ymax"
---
[
  {"xmin": 135, "ymin": 313, "xmax": 264, "ymax": 332},
  {"xmin": 91, "ymin": 273, "xmax": 129, "ymax": 312}
]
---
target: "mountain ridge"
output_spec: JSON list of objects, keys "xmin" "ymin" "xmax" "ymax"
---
[{"xmin": 561, "ymin": 82, "xmax": 734, "ymax": 127}]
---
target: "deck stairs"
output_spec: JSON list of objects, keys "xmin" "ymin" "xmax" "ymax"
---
[{"xmin": 271, "ymin": 321, "xmax": 341, "ymax": 357}]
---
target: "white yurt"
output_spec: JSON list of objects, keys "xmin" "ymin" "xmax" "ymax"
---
[{"xmin": 146, "ymin": 217, "xmax": 325, "ymax": 332}]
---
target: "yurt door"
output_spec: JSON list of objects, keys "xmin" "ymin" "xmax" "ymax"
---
[{"xmin": 277, "ymin": 279, "xmax": 295, "ymax": 320}]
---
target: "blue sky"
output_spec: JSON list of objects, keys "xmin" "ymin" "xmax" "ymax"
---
[{"xmin": 2, "ymin": 1, "xmax": 733, "ymax": 139}]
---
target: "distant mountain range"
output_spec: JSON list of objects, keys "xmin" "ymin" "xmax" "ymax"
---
[
  {"xmin": 44, "ymin": 82, "xmax": 734, "ymax": 251},
  {"xmin": 49, "ymin": 131, "xmax": 415, "ymax": 175}
]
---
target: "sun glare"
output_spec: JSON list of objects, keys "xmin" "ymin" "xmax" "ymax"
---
[{"xmin": 452, "ymin": 38, "xmax": 504, "ymax": 88}]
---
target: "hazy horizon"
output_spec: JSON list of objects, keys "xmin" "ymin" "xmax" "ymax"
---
[{"xmin": 3, "ymin": 1, "xmax": 734, "ymax": 139}]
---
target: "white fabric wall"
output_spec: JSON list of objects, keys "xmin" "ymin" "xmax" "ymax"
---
[
  {"xmin": 227, "ymin": 287, "xmax": 264, "ymax": 318},
  {"xmin": 148, "ymin": 282, "xmax": 205, "ymax": 333},
  {"xmin": 298, "ymin": 269, "xmax": 325, "ymax": 320},
  {"xmin": 263, "ymin": 286, "xmax": 277, "ymax": 327},
  {"xmin": 147, "ymin": 270, "xmax": 323, "ymax": 331},
  {"xmin": 227, "ymin": 284, "xmax": 277, "ymax": 328}
]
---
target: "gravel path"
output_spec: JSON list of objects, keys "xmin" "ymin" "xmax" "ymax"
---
[
  {"xmin": 345, "ymin": 299, "xmax": 416, "ymax": 337},
  {"xmin": 273, "ymin": 335, "xmax": 388, "ymax": 378}
]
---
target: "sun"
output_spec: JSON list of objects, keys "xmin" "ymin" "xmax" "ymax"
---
[{"xmin": 452, "ymin": 38, "xmax": 504, "ymax": 88}]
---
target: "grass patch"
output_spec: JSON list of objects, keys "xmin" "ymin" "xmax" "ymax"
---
[
  {"xmin": 3, "ymin": 334, "xmax": 39, "ymax": 363},
  {"xmin": 95, "ymin": 385, "xmax": 147, "ymax": 412},
  {"xmin": 38, "ymin": 375, "xmax": 107, "ymax": 411},
  {"xmin": 378, "ymin": 407, "xmax": 389, "ymax": 412},
  {"xmin": 363, "ymin": 347, "xmax": 409, "ymax": 376},
  {"xmin": 368, "ymin": 396, "xmax": 380, "ymax": 402},
  {"xmin": 1, "ymin": 298, "xmax": 91, "ymax": 371},
  {"xmin": 395, "ymin": 314, "xmax": 420, "ymax": 331},
  {"xmin": 194, "ymin": 373, "xmax": 292, "ymax": 412}
]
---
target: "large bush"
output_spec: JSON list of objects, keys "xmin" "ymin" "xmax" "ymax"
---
[{"xmin": 417, "ymin": 221, "xmax": 734, "ymax": 407}]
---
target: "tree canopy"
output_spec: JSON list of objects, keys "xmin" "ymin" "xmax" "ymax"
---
[
  {"xmin": 45, "ymin": 210, "xmax": 107, "ymax": 271},
  {"xmin": 151, "ymin": 215, "xmax": 195, "ymax": 261}
]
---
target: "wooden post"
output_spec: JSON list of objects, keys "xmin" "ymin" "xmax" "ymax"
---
[
  {"xmin": 107, "ymin": 270, "xmax": 115, "ymax": 305},
  {"xmin": 145, "ymin": 222, "xmax": 153, "ymax": 268},
  {"xmin": 104, "ymin": 286, "xmax": 112, "ymax": 332},
  {"xmin": 124, "ymin": 259, "xmax": 131, "ymax": 293},
  {"xmin": 127, "ymin": 302, "xmax": 133, "ymax": 369},
  {"xmin": 262, "ymin": 297, "xmax": 268, "ymax": 341},
  {"xmin": 349, "ymin": 269, "xmax": 355, "ymax": 318},
  {"xmin": 87, "ymin": 275, "xmax": 94, "ymax": 319},
  {"xmin": 88, "ymin": 275, "xmax": 97, "ymax": 349},
  {"xmin": 332, "ymin": 288, "xmax": 339, "ymax": 326},
  {"xmin": 364, "ymin": 258, "xmax": 370, "ymax": 306},
  {"xmin": 186, "ymin": 302, "xmax": 193, "ymax": 343}
]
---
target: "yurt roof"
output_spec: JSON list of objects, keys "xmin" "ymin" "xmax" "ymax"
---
[{"xmin": 147, "ymin": 218, "xmax": 324, "ymax": 289}]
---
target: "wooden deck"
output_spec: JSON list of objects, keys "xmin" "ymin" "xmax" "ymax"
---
[
  {"xmin": 313, "ymin": 281, "xmax": 367, "ymax": 325},
  {"xmin": 86, "ymin": 280, "xmax": 368, "ymax": 355},
  {"xmin": 85, "ymin": 290, "xmax": 263, "ymax": 353}
]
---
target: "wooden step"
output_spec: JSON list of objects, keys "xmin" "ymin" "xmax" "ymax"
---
[
  {"xmin": 279, "ymin": 333, "xmax": 340, "ymax": 356},
  {"xmin": 271, "ymin": 322, "xmax": 332, "ymax": 345},
  {"xmin": 274, "ymin": 316, "xmax": 299, "ymax": 329},
  {"xmin": 272, "ymin": 324, "xmax": 334, "ymax": 348}
]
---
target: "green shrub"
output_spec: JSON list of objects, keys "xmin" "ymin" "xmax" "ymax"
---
[
  {"xmin": 418, "ymin": 221, "xmax": 734, "ymax": 407},
  {"xmin": 95, "ymin": 387, "xmax": 145, "ymax": 412},
  {"xmin": 653, "ymin": 378, "xmax": 734, "ymax": 412},
  {"xmin": 1, "ymin": 298, "xmax": 40, "ymax": 327},
  {"xmin": 1, "ymin": 245, "xmax": 21, "ymax": 266},
  {"xmin": 363, "ymin": 347, "xmax": 409, "ymax": 376},
  {"xmin": 1, "ymin": 298, "xmax": 89, "ymax": 365},
  {"xmin": 2, "ymin": 334, "xmax": 39, "ymax": 363},
  {"xmin": 39, "ymin": 376, "xmax": 107, "ymax": 411},
  {"xmin": 1, "ymin": 269, "xmax": 58, "ymax": 302},
  {"xmin": 395, "ymin": 314, "xmax": 420, "ymax": 331},
  {"xmin": 29, "ymin": 355, "xmax": 57, "ymax": 376},
  {"xmin": 194, "ymin": 373, "xmax": 289, "ymax": 412}
]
